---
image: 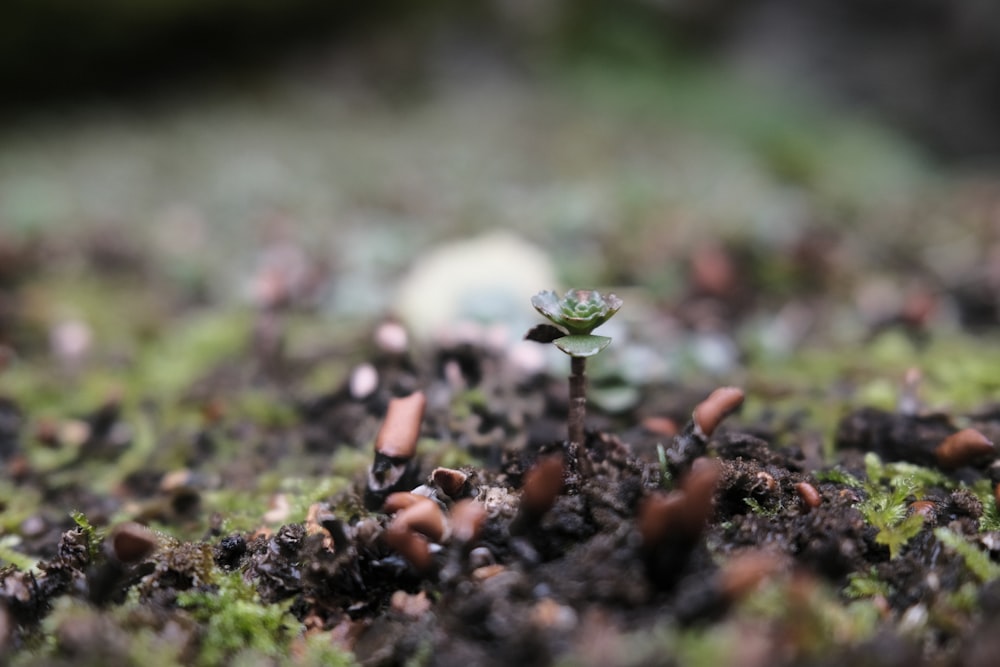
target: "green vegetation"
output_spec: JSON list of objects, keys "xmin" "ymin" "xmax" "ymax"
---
[
  {"xmin": 178, "ymin": 572, "xmax": 301, "ymax": 666},
  {"xmin": 934, "ymin": 527, "xmax": 1000, "ymax": 584},
  {"xmin": 857, "ymin": 454, "xmax": 929, "ymax": 559},
  {"xmin": 70, "ymin": 510, "xmax": 102, "ymax": 562},
  {"xmin": 744, "ymin": 496, "xmax": 781, "ymax": 518},
  {"xmin": 974, "ymin": 479, "xmax": 1000, "ymax": 532},
  {"xmin": 844, "ymin": 568, "xmax": 892, "ymax": 600},
  {"xmin": 3, "ymin": 26, "xmax": 1000, "ymax": 664}
]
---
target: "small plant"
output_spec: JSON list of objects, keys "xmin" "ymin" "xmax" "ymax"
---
[
  {"xmin": 844, "ymin": 567, "xmax": 892, "ymax": 599},
  {"xmin": 934, "ymin": 527, "xmax": 1000, "ymax": 583},
  {"xmin": 857, "ymin": 453, "xmax": 926, "ymax": 559},
  {"xmin": 744, "ymin": 496, "xmax": 781, "ymax": 518},
  {"xmin": 71, "ymin": 509, "xmax": 103, "ymax": 562},
  {"xmin": 526, "ymin": 289, "xmax": 622, "ymax": 468}
]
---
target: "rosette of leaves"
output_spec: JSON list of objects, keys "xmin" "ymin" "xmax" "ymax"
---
[{"xmin": 527, "ymin": 289, "xmax": 623, "ymax": 356}]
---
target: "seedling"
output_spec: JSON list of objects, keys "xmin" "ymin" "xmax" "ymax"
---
[
  {"xmin": 857, "ymin": 453, "xmax": 927, "ymax": 559},
  {"xmin": 526, "ymin": 289, "xmax": 623, "ymax": 469}
]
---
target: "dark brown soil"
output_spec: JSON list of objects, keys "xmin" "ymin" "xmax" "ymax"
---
[{"xmin": 4, "ymin": 231, "xmax": 1000, "ymax": 667}]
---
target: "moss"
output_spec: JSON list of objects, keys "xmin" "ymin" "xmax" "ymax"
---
[
  {"xmin": 330, "ymin": 447, "xmax": 371, "ymax": 479},
  {"xmin": 0, "ymin": 479, "xmax": 43, "ymax": 534},
  {"xmin": 177, "ymin": 571, "xmax": 298, "ymax": 666},
  {"xmin": 231, "ymin": 390, "xmax": 298, "ymax": 429},
  {"xmin": 70, "ymin": 510, "xmax": 102, "ymax": 562},
  {"xmin": 738, "ymin": 578, "xmax": 881, "ymax": 657},
  {"xmin": 934, "ymin": 527, "xmax": 1000, "ymax": 584},
  {"xmin": 844, "ymin": 568, "xmax": 893, "ymax": 600},
  {"xmin": 290, "ymin": 633, "xmax": 361, "ymax": 667},
  {"xmin": 743, "ymin": 496, "xmax": 781, "ymax": 518},
  {"xmin": 857, "ymin": 453, "xmax": 929, "ymax": 559},
  {"xmin": 0, "ymin": 536, "xmax": 38, "ymax": 571},
  {"xmin": 973, "ymin": 479, "xmax": 1000, "ymax": 532}
]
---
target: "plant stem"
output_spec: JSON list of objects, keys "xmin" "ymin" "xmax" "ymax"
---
[{"xmin": 568, "ymin": 355, "xmax": 591, "ymax": 475}]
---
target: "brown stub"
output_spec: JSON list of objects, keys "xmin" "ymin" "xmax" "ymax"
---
[
  {"xmin": 692, "ymin": 387, "xmax": 745, "ymax": 438},
  {"xmin": 450, "ymin": 499, "xmax": 487, "ymax": 544},
  {"xmin": 638, "ymin": 457, "xmax": 721, "ymax": 548},
  {"xmin": 109, "ymin": 522, "xmax": 158, "ymax": 563},
  {"xmin": 934, "ymin": 428, "xmax": 995, "ymax": 470},
  {"xmin": 375, "ymin": 391, "xmax": 427, "ymax": 459},
  {"xmin": 520, "ymin": 453, "xmax": 565, "ymax": 518},
  {"xmin": 795, "ymin": 482, "xmax": 822, "ymax": 511},
  {"xmin": 432, "ymin": 467, "xmax": 469, "ymax": 499},
  {"xmin": 385, "ymin": 500, "xmax": 448, "ymax": 572}
]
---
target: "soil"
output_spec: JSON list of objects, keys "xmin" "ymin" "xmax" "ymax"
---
[{"xmin": 5, "ymin": 221, "xmax": 1000, "ymax": 667}]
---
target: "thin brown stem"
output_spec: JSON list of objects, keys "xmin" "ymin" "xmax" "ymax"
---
[{"xmin": 568, "ymin": 356, "xmax": 592, "ymax": 475}]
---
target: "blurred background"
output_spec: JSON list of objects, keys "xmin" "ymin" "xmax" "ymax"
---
[{"xmin": 4, "ymin": 0, "xmax": 1000, "ymax": 385}]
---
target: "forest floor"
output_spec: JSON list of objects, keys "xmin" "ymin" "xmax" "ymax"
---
[{"xmin": 4, "ymin": 62, "xmax": 1000, "ymax": 666}]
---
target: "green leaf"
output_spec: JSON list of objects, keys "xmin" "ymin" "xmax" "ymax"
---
[
  {"xmin": 935, "ymin": 527, "xmax": 1000, "ymax": 583},
  {"xmin": 875, "ymin": 512, "xmax": 924, "ymax": 559},
  {"xmin": 553, "ymin": 334, "xmax": 612, "ymax": 357},
  {"xmin": 524, "ymin": 323, "xmax": 566, "ymax": 343}
]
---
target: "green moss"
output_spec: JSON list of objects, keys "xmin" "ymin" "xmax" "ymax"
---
[
  {"xmin": 134, "ymin": 310, "xmax": 251, "ymax": 398},
  {"xmin": 815, "ymin": 467, "xmax": 862, "ymax": 488},
  {"xmin": 231, "ymin": 390, "xmax": 298, "ymax": 428},
  {"xmin": 177, "ymin": 571, "xmax": 296, "ymax": 666},
  {"xmin": 943, "ymin": 581, "xmax": 982, "ymax": 614},
  {"xmin": 844, "ymin": 567, "xmax": 893, "ymax": 600},
  {"xmin": 70, "ymin": 509, "xmax": 103, "ymax": 562},
  {"xmin": 288, "ymin": 633, "xmax": 361, "ymax": 667},
  {"xmin": 0, "ymin": 536, "xmax": 38, "ymax": 571},
  {"xmin": 0, "ymin": 480, "xmax": 43, "ymax": 534},
  {"xmin": 934, "ymin": 527, "xmax": 1000, "ymax": 583},
  {"xmin": 744, "ymin": 496, "xmax": 781, "ymax": 518},
  {"xmin": 857, "ymin": 453, "xmax": 930, "ymax": 559},
  {"xmin": 972, "ymin": 479, "xmax": 1000, "ymax": 532},
  {"xmin": 330, "ymin": 447, "xmax": 371, "ymax": 479},
  {"xmin": 283, "ymin": 475, "xmax": 355, "ymax": 523},
  {"xmin": 738, "ymin": 578, "xmax": 880, "ymax": 657}
]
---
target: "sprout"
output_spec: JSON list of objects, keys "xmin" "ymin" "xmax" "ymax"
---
[{"xmin": 526, "ymin": 289, "xmax": 622, "ymax": 474}]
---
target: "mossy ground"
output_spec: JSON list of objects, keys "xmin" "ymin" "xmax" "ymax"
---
[{"xmin": 3, "ymin": 61, "xmax": 1000, "ymax": 666}]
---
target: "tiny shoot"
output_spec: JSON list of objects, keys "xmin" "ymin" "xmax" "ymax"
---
[{"xmin": 526, "ymin": 289, "xmax": 622, "ymax": 470}]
